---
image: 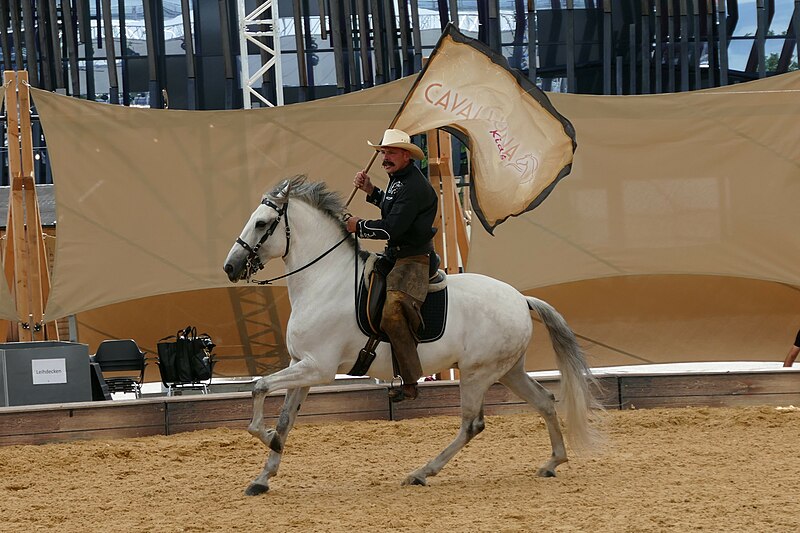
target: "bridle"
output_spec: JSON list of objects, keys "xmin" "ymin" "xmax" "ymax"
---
[
  {"xmin": 234, "ymin": 195, "xmax": 351, "ymax": 285},
  {"xmin": 234, "ymin": 197, "xmax": 290, "ymax": 282}
]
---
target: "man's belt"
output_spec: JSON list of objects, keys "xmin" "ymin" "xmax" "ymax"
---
[{"xmin": 385, "ymin": 241, "xmax": 434, "ymax": 259}]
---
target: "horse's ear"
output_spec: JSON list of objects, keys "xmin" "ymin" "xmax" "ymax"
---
[{"xmin": 274, "ymin": 179, "xmax": 291, "ymax": 203}]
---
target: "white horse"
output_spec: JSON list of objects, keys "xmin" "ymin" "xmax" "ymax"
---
[{"xmin": 223, "ymin": 176, "xmax": 601, "ymax": 496}]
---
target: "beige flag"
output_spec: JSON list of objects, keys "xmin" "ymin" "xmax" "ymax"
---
[{"xmin": 392, "ymin": 24, "xmax": 576, "ymax": 233}]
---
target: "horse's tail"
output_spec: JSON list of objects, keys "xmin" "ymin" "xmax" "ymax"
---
[{"xmin": 526, "ymin": 296, "xmax": 603, "ymax": 451}]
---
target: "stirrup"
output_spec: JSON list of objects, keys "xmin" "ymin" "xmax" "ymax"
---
[{"xmin": 388, "ymin": 383, "xmax": 418, "ymax": 402}]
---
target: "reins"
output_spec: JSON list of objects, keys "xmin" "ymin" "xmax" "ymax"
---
[
  {"xmin": 236, "ymin": 194, "xmax": 356, "ymax": 286},
  {"xmin": 251, "ymin": 233, "xmax": 351, "ymax": 285}
]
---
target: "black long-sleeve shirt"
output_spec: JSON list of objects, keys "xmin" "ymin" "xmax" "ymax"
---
[{"xmin": 356, "ymin": 162, "xmax": 438, "ymax": 258}]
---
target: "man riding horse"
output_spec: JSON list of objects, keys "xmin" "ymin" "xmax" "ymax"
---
[{"xmin": 345, "ymin": 129, "xmax": 438, "ymax": 402}]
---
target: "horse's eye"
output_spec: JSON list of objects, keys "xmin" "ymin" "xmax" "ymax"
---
[{"xmin": 255, "ymin": 220, "xmax": 267, "ymax": 229}]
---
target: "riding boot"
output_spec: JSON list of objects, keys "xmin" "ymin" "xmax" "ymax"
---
[{"xmin": 382, "ymin": 289, "xmax": 424, "ymax": 402}]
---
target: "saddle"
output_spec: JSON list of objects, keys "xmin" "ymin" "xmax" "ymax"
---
[{"xmin": 349, "ymin": 252, "xmax": 448, "ymax": 376}]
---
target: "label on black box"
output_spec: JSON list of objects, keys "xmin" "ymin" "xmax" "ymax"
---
[{"xmin": 31, "ymin": 358, "xmax": 67, "ymax": 384}]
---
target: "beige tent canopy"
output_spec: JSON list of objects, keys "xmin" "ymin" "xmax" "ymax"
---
[
  {"xmin": 73, "ymin": 275, "xmax": 800, "ymax": 375},
  {"xmin": 31, "ymin": 78, "xmax": 414, "ymax": 320},
  {"xmin": 16, "ymin": 72, "xmax": 800, "ymax": 370},
  {"xmin": 470, "ymin": 72, "xmax": 800, "ymax": 290}
]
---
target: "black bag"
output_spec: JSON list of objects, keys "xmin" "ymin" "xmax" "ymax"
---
[{"xmin": 157, "ymin": 326, "xmax": 216, "ymax": 385}]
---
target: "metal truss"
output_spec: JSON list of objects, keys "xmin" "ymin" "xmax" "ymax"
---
[
  {"xmin": 228, "ymin": 286, "xmax": 289, "ymax": 377},
  {"xmin": 237, "ymin": 0, "xmax": 284, "ymax": 108}
]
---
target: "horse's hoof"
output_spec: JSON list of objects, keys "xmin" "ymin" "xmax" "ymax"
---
[
  {"xmin": 402, "ymin": 475, "xmax": 427, "ymax": 486},
  {"xmin": 245, "ymin": 483, "xmax": 270, "ymax": 496},
  {"xmin": 536, "ymin": 468, "xmax": 557, "ymax": 478},
  {"xmin": 268, "ymin": 432, "xmax": 283, "ymax": 453}
]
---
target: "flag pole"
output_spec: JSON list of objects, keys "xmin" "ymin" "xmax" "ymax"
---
[{"xmin": 344, "ymin": 151, "xmax": 379, "ymax": 208}]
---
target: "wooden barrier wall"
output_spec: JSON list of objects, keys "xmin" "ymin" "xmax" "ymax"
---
[
  {"xmin": 619, "ymin": 372, "xmax": 800, "ymax": 409},
  {"xmin": 1, "ymin": 372, "xmax": 798, "ymax": 446}
]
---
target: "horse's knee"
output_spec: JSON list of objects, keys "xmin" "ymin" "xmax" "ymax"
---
[{"xmin": 252, "ymin": 379, "xmax": 270, "ymax": 395}]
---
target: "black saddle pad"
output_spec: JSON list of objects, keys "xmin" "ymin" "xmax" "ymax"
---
[{"xmin": 356, "ymin": 274, "xmax": 447, "ymax": 343}]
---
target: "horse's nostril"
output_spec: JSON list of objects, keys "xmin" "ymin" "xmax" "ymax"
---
[{"xmin": 224, "ymin": 263, "xmax": 233, "ymax": 274}]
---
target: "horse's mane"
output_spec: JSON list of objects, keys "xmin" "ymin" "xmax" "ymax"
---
[
  {"xmin": 264, "ymin": 176, "xmax": 362, "ymax": 254},
  {"xmin": 264, "ymin": 175, "xmax": 345, "ymax": 222}
]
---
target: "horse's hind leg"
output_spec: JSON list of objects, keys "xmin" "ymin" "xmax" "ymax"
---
[
  {"xmin": 499, "ymin": 361, "xmax": 567, "ymax": 477},
  {"xmin": 246, "ymin": 386, "xmax": 310, "ymax": 496},
  {"xmin": 403, "ymin": 377, "xmax": 490, "ymax": 486}
]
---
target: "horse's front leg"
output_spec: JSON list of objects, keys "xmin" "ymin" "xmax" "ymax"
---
[
  {"xmin": 246, "ymin": 386, "xmax": 310, "ymax": 496},
  {"xmin": 247, "ymin": 358, "xmax": 329, "ymax": 445},
  {"xmin": 245, "ymin": 358, "xmax": 333, "ymax": 495}
]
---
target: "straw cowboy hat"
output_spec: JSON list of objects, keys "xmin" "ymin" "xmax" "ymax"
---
[{"xmin": 367, "ymin": 129, "xmax": 425, "ymax": 160}]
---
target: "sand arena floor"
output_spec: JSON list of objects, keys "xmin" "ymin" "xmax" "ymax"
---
[{"xmin": 1, "ymin": 405, "xmax": 799, "ymax": 532}]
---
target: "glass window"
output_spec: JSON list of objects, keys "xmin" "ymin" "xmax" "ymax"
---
[
  {"xmin": 124, "ymin": 0, "xmax": 149, "ymax": 57},
  {"xmin": 164, "ymin": 0, "xmax": 191, "ymax": 56},
  {"xmin": 767, "ymin": 0, "xmax": 795, "ymax": 36},
  {"xmin": 731, "ymin": 1, "xmax": 757, "ymax": 38}
]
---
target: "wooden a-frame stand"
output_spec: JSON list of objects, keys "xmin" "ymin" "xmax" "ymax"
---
[
  {"xmin": 1, "ymin": 71, "xmax": 57, "ymax": 342},
  {"xmin": 427, "ymin": 129, "xmax": 470, "ymax": 274},
  {"xmin": 427, "ymin": 129, "xmax": 470, "ymax": 380}
]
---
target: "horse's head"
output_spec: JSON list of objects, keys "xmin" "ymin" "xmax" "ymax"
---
[{"xmin": 223, "ymin": 180, "xmax": 291, "ymax": 283}]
